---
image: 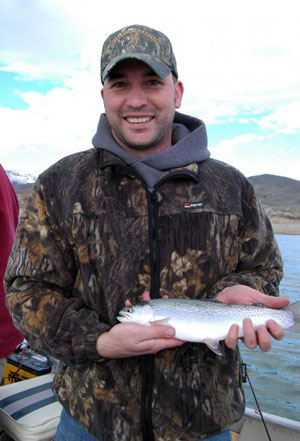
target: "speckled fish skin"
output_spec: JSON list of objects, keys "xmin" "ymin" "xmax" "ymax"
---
[{"xmin": 118, "ymin": 298, "xmax": 300, "ymax": 355}]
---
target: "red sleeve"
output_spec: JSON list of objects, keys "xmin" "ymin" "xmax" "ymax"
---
[
  {"xmin": 0, "ymin": 165, "xmax": 23, "ymax": 358},
  {"xmin": 0, "ymin": 165, "xmax": 19, "ymax": 274}
]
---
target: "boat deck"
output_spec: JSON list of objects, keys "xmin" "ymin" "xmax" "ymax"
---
[{"xmin": 231, "ymin": 407, "xmax": 300, "ymax": 440}]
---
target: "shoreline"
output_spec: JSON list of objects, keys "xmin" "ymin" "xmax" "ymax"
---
[{"xmin": 270, "ymin": 217, "xmax": 300, "ymax": 236}]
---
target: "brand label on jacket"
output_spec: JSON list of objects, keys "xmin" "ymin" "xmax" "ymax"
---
[{"xmin": 184, "ymin": 202, "xmax": 204, "ymax": 209}]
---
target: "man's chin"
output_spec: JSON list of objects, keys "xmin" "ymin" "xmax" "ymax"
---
[
  {"xmin": 119, "ymin": 136, "xmax": 160, "ymax": 151},
  {"xmin": 111, "ymin": 129, "xmax": 171, "ymax": 155}
]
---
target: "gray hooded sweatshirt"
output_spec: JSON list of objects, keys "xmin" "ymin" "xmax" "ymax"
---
[{"xmin": 92, "ymin": 111, "xmax": 210, "ymax": 188}]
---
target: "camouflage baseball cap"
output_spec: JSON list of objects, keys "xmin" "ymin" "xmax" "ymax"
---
[{"xmin": 101, "ymin": 24, "xmax": 178, "ymax": 83}]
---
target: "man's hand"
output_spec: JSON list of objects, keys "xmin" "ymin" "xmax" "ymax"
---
[
  {"xmin": 216, "ymin": 285, "xmax": 290, "ymax": 352},
  {"xmin": 97, "ymin": 290, "xmax": 184, "ymax": 359},
  {"xmin": 96, "ymin": 322, "xmax": 184, "ymax": 359}
]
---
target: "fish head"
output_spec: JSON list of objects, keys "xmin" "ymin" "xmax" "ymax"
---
[{"xmin": 117, "ymin": 302, "xmax": 154, "ymax": 325}]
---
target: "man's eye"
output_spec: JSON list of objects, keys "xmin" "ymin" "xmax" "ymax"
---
[
  {"xmin": 112, "ymin": 82, "xmax": 127, "ymax": 89},
  {"xmin": 147, "ymin": 80, "xmax": 161, "ymax": 86}
]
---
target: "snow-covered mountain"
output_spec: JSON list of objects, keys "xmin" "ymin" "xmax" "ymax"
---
[{"xmin": 6, "ymin": 169, "xmax": 38, "ymax": 184}]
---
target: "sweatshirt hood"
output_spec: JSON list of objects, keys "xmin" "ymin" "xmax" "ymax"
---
[{"xmin": 92, "ymin": 111, "xmax": 210, "ymax": 188}]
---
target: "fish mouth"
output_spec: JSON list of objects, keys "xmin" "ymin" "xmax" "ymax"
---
[{"xmin": 117, "ymin": 310, "xmax": 131, "ymax": 322}]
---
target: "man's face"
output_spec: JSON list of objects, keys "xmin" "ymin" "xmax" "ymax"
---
[{"xmin": 101, "ymin": 59, "xmax": 184, "ymax": 157}]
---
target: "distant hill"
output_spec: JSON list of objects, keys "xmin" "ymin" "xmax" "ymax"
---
[
  {"xmin": 248, "ymin": 174, "xmax": 300, "ymax": 234},
  {"xmin": 248, "ymin": 174, "xmax": 300, "ymax": 219},
  {"xmin": 248, "ymin": 174, "xmax": 300, "ymax": 209}
]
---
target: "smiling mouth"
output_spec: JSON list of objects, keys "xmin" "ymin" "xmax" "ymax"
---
[{"xmin": 125, "ymin": 116, "xmax": 153, "ymax": 124}]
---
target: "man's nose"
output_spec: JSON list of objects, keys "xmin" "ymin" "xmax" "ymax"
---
[{"xmin": 126, "ymin": 86, "xmax": 147, "ymax": 108}]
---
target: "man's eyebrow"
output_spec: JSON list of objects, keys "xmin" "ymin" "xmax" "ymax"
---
[
  {"xmin": 106, "ymin": 72, "xmax": 126, "ymax": 81},
  {"xmin": 107, "ymin": 69, "xmax": 159, "ymax": 81},
  {"xmin": 144, "ymin": 71, "xmax": 161, "ymax": 78}
]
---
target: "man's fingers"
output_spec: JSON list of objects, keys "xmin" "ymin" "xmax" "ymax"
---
[
  {"xmin": 242, "ymin": 319, "xmax": 284, "ymax": 351},
  {"xmin": 98, "ymin": 322, "xmax": 185, "ymax": 358},
  {"xmin": 257, "ymin": 326, "xmax": 272, "ymax": 352},
  {"xmin": 258, "ymin": 295, "xmax": 290, "ymax": 309},
  {"xmin": 141, "ymin": 325, "xmax": 176, "ymax": 340},
  {"xmin": 243, "ymin": 318, "xmax": 257, "ymax": 349},
  {"xmin": 225, "ymin": 324, "xmax": 239, "ymax": 349},
  {"xmin": 267, "ymin": 320, "xmax": 285, "ymax": 340},
  {"xmin": 216, "ymin": 285, "xmax": 290, "ymax": 311},
  {"xmin": 142, "ymin": 291, "xmax": 151, "ymax": 301},
  {"xmin": 137, "ymin": 325, "xmax": 185, "ymax": 353},
  {"xmin": 125, "ymin": 290, "xmax": 151, "ymax": 307},
  {"xmin": 146, "ymin": 337, "xmax": 185, "ymax": 354}
]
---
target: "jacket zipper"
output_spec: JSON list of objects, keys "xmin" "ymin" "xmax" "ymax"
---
[
  {"xmin": 148, "ymin": 188, "xmax": 160, "ymax": 300},
  {"xmin": 99, "ymin": 162, "xmax": 199, "ymax": 441},
  {"xmin": 141, "ymin": 187, "xmax": 159, "ymax": 441}
]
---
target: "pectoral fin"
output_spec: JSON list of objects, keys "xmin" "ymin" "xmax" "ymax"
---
[
  {"xmin": 204, "ymin": 339, "xmax": 223, "ymax": 356},
  {"xmin": 150, "ymin": 318, "xmax": 170, "ymax": 326}
]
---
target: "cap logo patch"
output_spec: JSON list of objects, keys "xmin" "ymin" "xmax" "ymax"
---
[{"xmin": 112, "ymin": 29, "xmax": 159, "ymax": 46}]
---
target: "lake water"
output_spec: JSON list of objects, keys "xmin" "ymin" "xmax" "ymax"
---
[{"xmin": 239, "ymin": 234, "xmax": 300, "ymax": 422}]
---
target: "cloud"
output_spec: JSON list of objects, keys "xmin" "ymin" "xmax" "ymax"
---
[
  {"xmin": 258, "ymin": 101, "xmax": 300, "ymax": 134},
  {"xmin": 0, "ymin": 62, "xmax": 76, "ymax": 82},
  {"xmin": 209, "ymin": 134, "xmax": 263, "ymax": 159},
  {"xmin": 0, "ymin": 0, "xmax": 86, "ymax": 80},
  {"xmin": 245, "ymin": 159, "xmax": 300, "ymax": 181},
  {"xmin": 182, "ymin": 97, "xmax": 238, "ymax": 125},
  {"xmin": 209, "ymin": 132, "xmax": 300, "ymax": 180},
  {"xmin": 177, "ymin": 1, "xmax": 300, "ymax": 124},
  {"xmin": 0, "ymin": 68, "xmax": 103, "ymax": 171}
]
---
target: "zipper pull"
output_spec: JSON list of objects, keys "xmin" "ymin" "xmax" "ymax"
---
[{"xmin": 149, "ymin": 188, "xmax": 158, "ymax": 202}]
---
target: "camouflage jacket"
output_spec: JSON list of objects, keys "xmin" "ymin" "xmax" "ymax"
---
[{"xmin": 5, "ymin": 148, "xmax": 283, "ymax": 440}]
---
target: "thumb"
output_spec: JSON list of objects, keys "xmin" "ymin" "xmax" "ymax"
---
[{"xmin": 260, "ymin": 295, "xmax": 290, "ymax": 308}]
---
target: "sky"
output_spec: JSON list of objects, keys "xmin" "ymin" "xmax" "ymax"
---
[{"xmin": 0, "ymin": 0, "xmax": 300, "ymax": 180}]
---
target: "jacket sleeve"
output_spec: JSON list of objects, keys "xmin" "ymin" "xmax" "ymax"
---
[
  {"xmin": 209, "ymin": 179, "xmax": 283, "ymax": 297},
  {"xmin": 5, "ymin": 179, "xmax": 110, "ymax": 369}
]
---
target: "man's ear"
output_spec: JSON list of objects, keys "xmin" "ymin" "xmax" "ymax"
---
[
  {"xmin": 175, "ymin": 81, "xmax": 184, "ymax": 109},
  {"xmin": 101, "ymin": 88, "xmax": 104, "ymax": 100}
]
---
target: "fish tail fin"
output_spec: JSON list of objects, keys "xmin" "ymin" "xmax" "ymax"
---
[{"xmin": 284, "ymin": 301, "xmax": 300, "ymax": 332}]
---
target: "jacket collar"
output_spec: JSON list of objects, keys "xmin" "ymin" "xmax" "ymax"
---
[{"xmin": 98, "ymin": 149, "xmax": 200, "ymax": 187}]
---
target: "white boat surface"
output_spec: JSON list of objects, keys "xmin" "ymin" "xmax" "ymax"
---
[{"xmin": 231, "ymin": 406, "xmax": 300, "ymax": 440}]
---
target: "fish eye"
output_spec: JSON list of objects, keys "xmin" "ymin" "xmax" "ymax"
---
[{"xmin": 124, "ymin": 307, "xmax": 132, "ymax": 313}]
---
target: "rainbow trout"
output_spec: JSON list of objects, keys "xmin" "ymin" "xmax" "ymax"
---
[{"xmin": 117, "ymin": 298, "xmax": 300, "ymax": 355}]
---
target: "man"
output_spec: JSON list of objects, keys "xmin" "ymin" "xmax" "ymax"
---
[
  {"xmin": 5, "ymin": 25, "xmax": 287, "ymax": 441},
  {"xmin": 0, "ymin": 165, "xmax": 23, "ymax": 382}
]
